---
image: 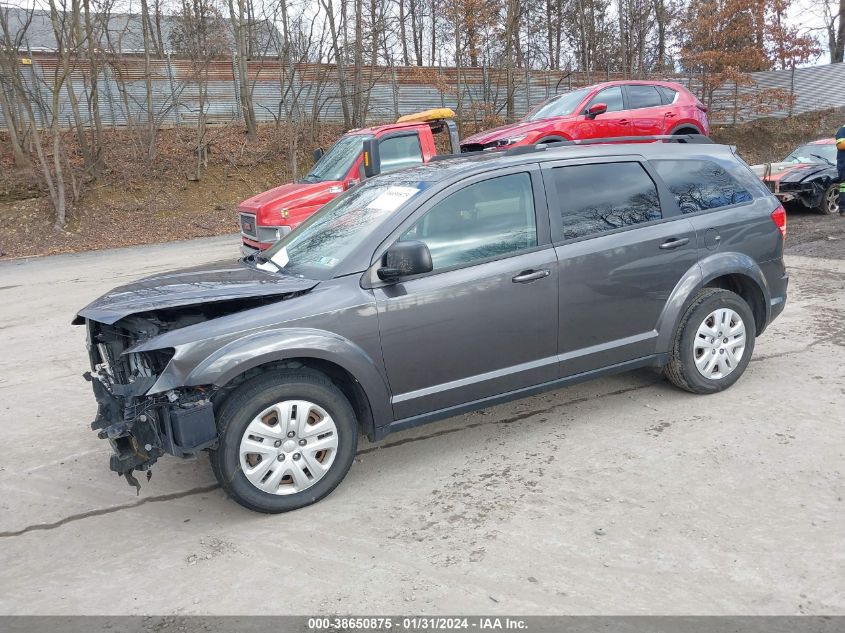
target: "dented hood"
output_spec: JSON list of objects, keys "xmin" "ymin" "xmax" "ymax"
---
[{"xmin": 74, "ymin": 260, "xmax": 319, "ymax": 325}]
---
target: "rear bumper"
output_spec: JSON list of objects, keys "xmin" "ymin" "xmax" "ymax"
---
[{"xmin": 768, "ymin": 272, "xmax": 789, "ymax": 325}]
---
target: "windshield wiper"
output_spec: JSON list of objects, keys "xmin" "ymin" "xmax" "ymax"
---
[{"xmin": 810, "ymin": 153, "xmax": 833, "ymax": 166}]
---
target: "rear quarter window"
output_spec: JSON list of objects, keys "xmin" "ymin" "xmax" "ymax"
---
[{"xmin": 651, "ymin": 159, "xmax": 753, "ymax": 214}]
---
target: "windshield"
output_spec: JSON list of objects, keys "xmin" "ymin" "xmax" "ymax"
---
[
  {"xmin": 260, "ymin": 179, "xmax": 425, "ymax": 279},
  {"xmin": 303, "ymin": 134, "xmax": 369, "ymax": 183},
  {"xmin": 784, "ymin": 143, "xmax": 836, "ymax": 165},
  {"xmin": 525, "ymin": 87, "xmax": 591, "ymax": 121}
]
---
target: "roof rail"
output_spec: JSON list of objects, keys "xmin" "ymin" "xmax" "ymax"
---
[
  {"xmin": 431, "ymin": 134, "xmax": 714, "ymax": 163},
  {"xmin": 429, "ymin": 149, "xmax": 486, "ymax": 162},
  {"xmin": 501, "ymin": 134, "xmax": 713, "ymax": 156},
  {"xmin": 543, "ymin": 134, "xmax": 714, "ymax": 147}
]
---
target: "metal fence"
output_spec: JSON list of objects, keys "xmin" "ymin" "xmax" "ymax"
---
[{"xmin": 2, "ymin": 55, "xmax": 844, "ymax": 131}]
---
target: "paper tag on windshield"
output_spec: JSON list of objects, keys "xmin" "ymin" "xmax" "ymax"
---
[
  {"xmin": 267, "ymin": 246, "xmax": 289, "ymax": 270},
  {"xmin": 367, "ymin": 186, "xmax": 419, "ymax": 211}
]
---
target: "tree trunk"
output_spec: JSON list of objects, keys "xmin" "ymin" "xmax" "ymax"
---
[
  {"xmin": 140, "ymin": 0, "xmax": 157, "ymax": 160},
  {"xmin": 398, "ymin": 0, "xmax": 409, "ymax": 65},
  {"xmin": 0, "ymin": 78, "xmax": 28, "ymax": 167},
  {"xmin": 82, "ymin": 0, "xmax": 104, "ymax": 175},
  {"xmin": 229, "ymin": 0, "xmax": 257, "ymax": 140},
  {"xmin": 504, "ymin": 0, "xmax": 519, "ymax": 120},
  {"xmin": 352, "ymin": 0, "xmax": 364, "ymax": 125},
  {"xmin": 319, "ymin": 0, "xmax": 351, "ymax": 126},
  {"xmin": 835, "ymin": 0, "xmax": 845, "ymax": 63},
  {"xmin": 409, "ymin": 0, "xmax": 422, "ymax": 65}
]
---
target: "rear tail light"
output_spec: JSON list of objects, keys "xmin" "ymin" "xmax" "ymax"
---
[{"xmin": 771, "ymin": 205, "xmax": 787, "ymax": 239}]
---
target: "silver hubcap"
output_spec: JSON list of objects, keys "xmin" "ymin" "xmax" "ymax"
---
[
  {"xmin": 693, "ymin": 308, "xmax": 746, "ymax": 380},
  {"xmin": 239, "ymin": 400, "xmax": 338, "ymax": 495}
]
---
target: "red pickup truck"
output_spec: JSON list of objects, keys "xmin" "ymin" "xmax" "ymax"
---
[{"xmin": 238, "ymin": 109, "xmax": 459, "ymax": 254}]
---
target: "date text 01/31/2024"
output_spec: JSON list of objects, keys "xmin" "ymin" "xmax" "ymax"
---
[{"xmin": 307, "ymin": 617, "xmax": 528, "ymax": 630}]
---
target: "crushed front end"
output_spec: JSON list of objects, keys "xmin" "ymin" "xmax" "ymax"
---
[{"xmin": 83, "ymin": 319, "xmax": 217, "ymax": 492}]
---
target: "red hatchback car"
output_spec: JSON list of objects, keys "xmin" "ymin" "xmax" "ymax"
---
[{"xmin": 460, "ymin": 80, "xmax": 709, "ymax": 151}]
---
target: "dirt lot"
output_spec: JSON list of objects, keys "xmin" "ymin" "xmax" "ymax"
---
[
  {"xmin": 2, "ymin": 108, "xmax": 843, "ymax": 260},
  {"xmin": 0, "ymin": 223, "xmax": 843, "ymax": 614}
]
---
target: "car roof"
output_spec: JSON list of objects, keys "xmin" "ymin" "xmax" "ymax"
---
[
  {"xmin": 558, "ymin": 79, "xmax": 687, "ymax": 93},
  {"xmin": 807, "ymin": 138, "xmax": 835, "ymax": 145},
  {"xmin": 384, "ymin": 141, "xmax": 737, "ymax": 185}
]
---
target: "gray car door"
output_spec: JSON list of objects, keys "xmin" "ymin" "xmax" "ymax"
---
[
  {"xmin": 542, "ymin": 157, "xmax": 700, "ymax": 377},
  {"xmin": 372, "ymin": 166, "xmax": 559, "ymax": 421}
]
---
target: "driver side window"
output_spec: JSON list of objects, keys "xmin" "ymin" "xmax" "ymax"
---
[
  {"xmin": 586, "ymin": 86, "xmax": 624, "ymax": 113},
  {"xmin": 400, "ymin": 172, "xmax": 538, "ymax": 270}
]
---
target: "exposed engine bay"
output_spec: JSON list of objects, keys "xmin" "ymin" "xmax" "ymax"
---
[{"xmin": 82, "ymin": 299, "xmax": 277, "ymax": 492}]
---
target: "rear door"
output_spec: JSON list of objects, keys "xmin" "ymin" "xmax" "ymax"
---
[
  {"xmin": 650, "ymin": 158, "xmax": 778, "ymax": 263},
  {"xmin": 624, "ymin": 85, "xmax": 666, "ymax": 136},
  {"xmin": 657, "ymin": 86, "xmax": 680, "ymax": 131},
  {"xmin": 542, "ymin": 158, "xmax": 700, "ymax": 376},
  {"xmin": 373, "ymin": 166, "xmax": 559, "ymax": 420}
]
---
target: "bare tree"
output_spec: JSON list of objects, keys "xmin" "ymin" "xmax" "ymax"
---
[
  {"xmin": 228, "ymin": 0, "xmax": 258, "ymax": 139},
  {"xmin": 171, "ymin": 0, "xmax": 229, "ymax": 180}
]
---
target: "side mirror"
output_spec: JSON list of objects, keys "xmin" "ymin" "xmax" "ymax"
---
[
  {"xmin": 313, "ymin": 147, "xmax": 323, "ymax": 162},
  {"xmin": 377, "ymin": 241, "xmax": 433, "ymax": 281},
  {"xmin": 362, "ymin": 137, "xmax": 381, "ymax": 179},
  {"xmin": 587, "ymin": 103, "xmax": 607, "ymax": 119}
]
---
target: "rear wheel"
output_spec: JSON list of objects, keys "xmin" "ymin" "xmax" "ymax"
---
[
  {"xmin": 210, "ymin": 369, "xmax": 358, "ymax": 513},
  {"xmin": 664, "ymin": 288, "xmax": 756, "ymax": 394},
  {"xmin": 817, "ymin": 183, "xmax": 839, "ymax": 215}
]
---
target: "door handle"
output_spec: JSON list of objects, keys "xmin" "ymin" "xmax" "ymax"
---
[
  {"xmin": 665, "ymin": 112, "xmax": 676, "ymax": 118},
  {"xmin": 619, "ymin": 119, "xmax": 629, "ymax": 124},
  {"xmin": 512, "ymin": 269, "xmax": 550, "ymax": 283},
  {"xmin": 659, "ymin": 237, "xmax": 690, "ymax": 250}
]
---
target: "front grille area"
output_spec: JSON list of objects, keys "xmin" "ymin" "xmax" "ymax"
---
[{"xmin": 239, "ymin": 213, "xmax": 258, "ymax": 239}]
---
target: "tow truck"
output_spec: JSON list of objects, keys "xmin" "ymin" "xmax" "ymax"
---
[{"xmin": 238, "ymin": 109, "xmax": 460, "ymax": 254}]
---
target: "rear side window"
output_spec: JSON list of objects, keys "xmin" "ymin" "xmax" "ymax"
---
[
  {"xmin": 379, "ymin": 134, "xmax": 423, "ymax": 172},
  {"xmin": 627, "ymin": 85, "xmax": 663, "ymax": 109},
  {"xmin": 657, "ymin": 86, "xmax": 678, "ymax": 104},
  {"xmin": 550, "ymin": 162, "xmax": 662, "ymax": 241},
  {"xmin": 652, "ymin": 160, "xmax": 753, "ymax": 213},
  {"xmin": 401, "ymin": 172, "xmax": 537, "ymax": 270},
  {"xmin": 587, "ymin": 87, "xmax": 624, "ymax": 113}
]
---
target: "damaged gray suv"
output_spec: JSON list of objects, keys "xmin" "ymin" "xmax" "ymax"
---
[{"xmin": 75, "ymin": 138, "xmax": 789, "ymax": 513}]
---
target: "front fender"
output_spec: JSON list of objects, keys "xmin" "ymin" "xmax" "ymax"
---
[
  {"xmin": 655, "ymin": 252, "xmax": 771, "ymax": 353},
  {"xmin": 151, "ymin": 327, "xmax": 394, "ymax": 428}
]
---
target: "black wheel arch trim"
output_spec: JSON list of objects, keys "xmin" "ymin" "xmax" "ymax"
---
[{"xmin": 655, "ymin": 253, "xmax": 772, "ymax": 354}]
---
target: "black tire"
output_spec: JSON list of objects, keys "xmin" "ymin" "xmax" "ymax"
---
[
  {"xmin": 816, "ymin": 183, "xmax": 839, "ymax": 215},
  {"xmin": 210, "ymin": 369, "xmax": 358, "ymax": 513},
  {"xmin": 538, "ymin": 136, "xmax": 567, "ymax": 145},
  {"xmin": 664, "ymin": 288, "xmax": 756, "ymax": 395},
  {"xmin": 671, "ymin": 129, "xmax": 702, "ymax": 142}
]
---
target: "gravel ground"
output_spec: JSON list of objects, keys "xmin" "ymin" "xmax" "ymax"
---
[{"xmin": 0, "ymin": 224, "xmax": 843, "ymax": 615}]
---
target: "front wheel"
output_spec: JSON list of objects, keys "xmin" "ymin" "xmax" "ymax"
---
[
  {"xmin": 664, "ymin": 288, "xmax": 756, "ymax": 394},
  {"xmin": 210, "ymin": 369, "xmax": 358, "ymax": 513},
  {"xmin": 817, "ymin": 183, "xmax": 839, "ymax": 215}
]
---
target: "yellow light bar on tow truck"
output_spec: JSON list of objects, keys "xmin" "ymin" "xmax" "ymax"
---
[{"xmin": 396, "ymin": 108, "xmax": 456, "ymax": 124}]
